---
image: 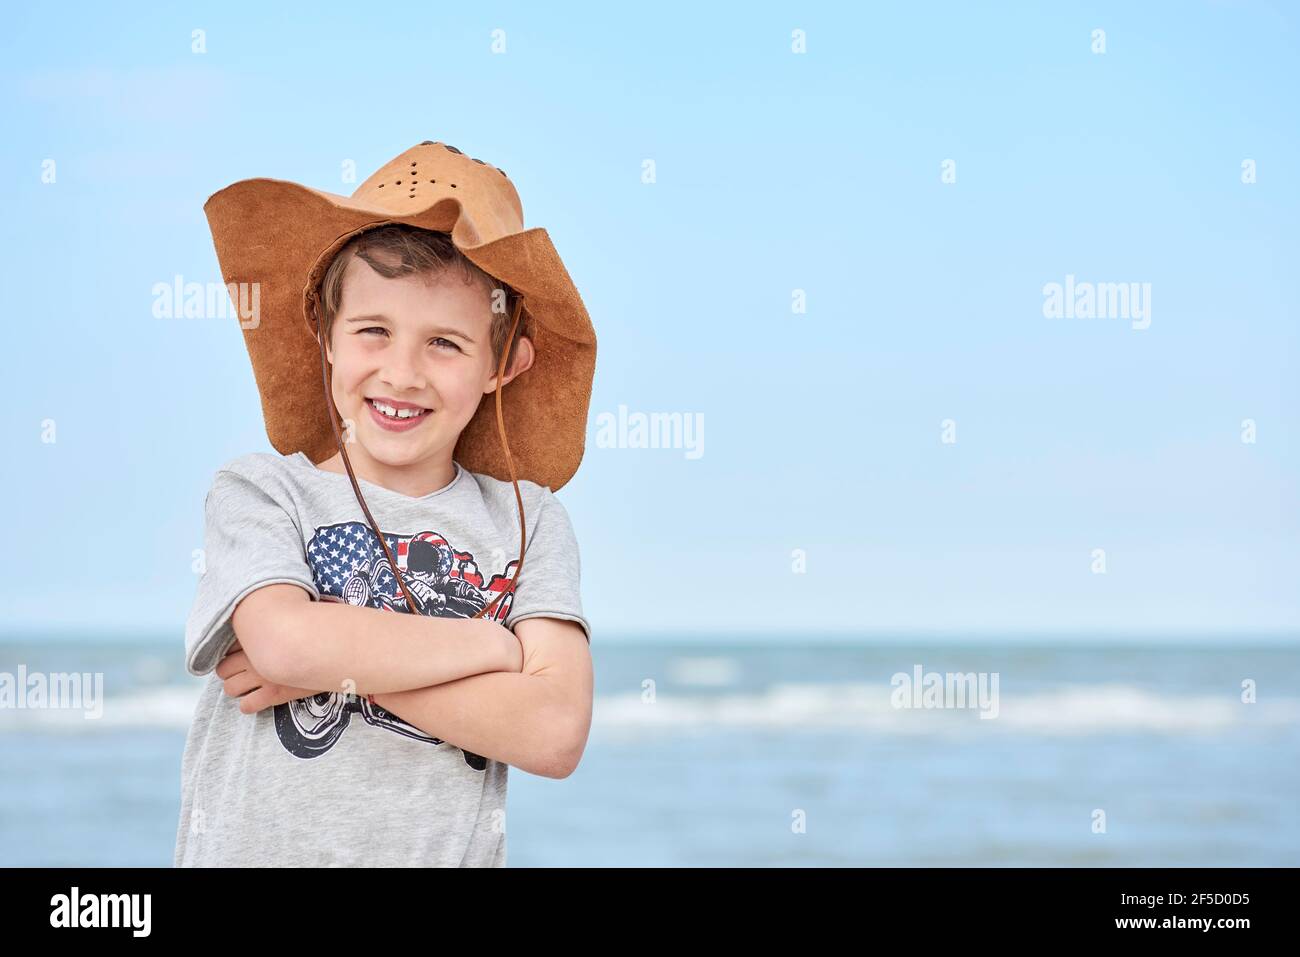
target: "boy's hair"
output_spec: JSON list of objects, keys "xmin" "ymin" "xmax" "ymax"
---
[{"xmin": 317, "ymin": 223, "xmax": 530, "ymax": 370}]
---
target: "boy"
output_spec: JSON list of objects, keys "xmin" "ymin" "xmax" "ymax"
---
[{"xmin": 174, "ymin": 142, "xmax": 597, "ymax": 867}]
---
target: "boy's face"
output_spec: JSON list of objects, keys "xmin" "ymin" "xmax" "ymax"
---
[{"xmin": 324, "ymin": 255, "xmax": 533, "ymax": 478}]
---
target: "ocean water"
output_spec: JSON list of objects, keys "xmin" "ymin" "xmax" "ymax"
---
[{"xmin": 1, "ymin": 635, "xmax": 1297, "ymax": 866}]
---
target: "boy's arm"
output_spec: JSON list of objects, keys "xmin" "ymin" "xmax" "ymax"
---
[
  {"xmin": 372, "ymin": 616, "xmax": 593, "ymax": 779},
  {"xmin": 232, "ymin": 584, "xmax": 522, "ymax": 695}
]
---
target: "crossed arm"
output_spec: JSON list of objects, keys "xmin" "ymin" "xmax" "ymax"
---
[{"xmin": 216, "ymin": 583, "xmax": 593, "ymax": 778}]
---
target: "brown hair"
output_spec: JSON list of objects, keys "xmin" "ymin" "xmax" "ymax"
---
[{"xmin": 317, "ymin": 223, "xmax": 530, "ymax": 370}]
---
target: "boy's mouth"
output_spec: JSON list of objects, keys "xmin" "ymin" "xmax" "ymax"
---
[{"xmin": 366, "ymin": 397, "xmax": 433, "ymax": 430}]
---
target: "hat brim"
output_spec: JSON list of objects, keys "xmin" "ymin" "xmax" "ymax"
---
[{"xmin": 203, "ymin": 177, "xmax": 596, "ymax": 491}]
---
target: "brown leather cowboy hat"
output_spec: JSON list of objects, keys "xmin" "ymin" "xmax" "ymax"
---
[
  {"xmin": 202, "ymin": 140, "xmax": 596, "ymax": 619},
  {"xmin": 203, "ymin": 139, "xmax": 596, "ymax": 493}
]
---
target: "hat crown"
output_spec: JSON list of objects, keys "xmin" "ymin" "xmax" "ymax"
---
[{"xmin": 350, "ymin": 141, "xmax": 525, "ymax": 233}]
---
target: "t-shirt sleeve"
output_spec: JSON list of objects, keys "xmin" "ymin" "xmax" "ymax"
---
[
  {"xmin": 503, "ymin": 489, "xmax": 591, "ymax": 643},
  {"xmin": 184, "ymin": 467, "xmax": 321, "ymax": 677}
]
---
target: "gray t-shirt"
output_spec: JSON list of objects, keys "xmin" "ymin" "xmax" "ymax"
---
[{"xmin": 173, "ymin": 450, "xmax": 590, "ymax": 867}]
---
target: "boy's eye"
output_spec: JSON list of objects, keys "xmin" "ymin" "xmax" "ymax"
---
[{"xmin": 358, "ymin": 328, "xmax": 460, "ymax": 352}]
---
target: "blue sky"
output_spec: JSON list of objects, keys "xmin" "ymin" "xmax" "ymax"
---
[{"xmin": 1, "ymin": 2, "xmax": 1296, "ymax": 641}]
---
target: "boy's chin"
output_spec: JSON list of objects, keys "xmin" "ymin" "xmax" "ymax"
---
[
  {"xmin": 357, "ymin": 435, "xmax": 433, "ymax": 464},
  {"xmin": 354, "ymin": 424, "xmax": 452, "ymax": 466}
]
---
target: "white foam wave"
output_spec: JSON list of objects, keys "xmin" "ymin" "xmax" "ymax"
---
[
  {"xmin": 1, "ymin": 681, "xmax": 1296, "ymax": 737},
  {"xmin": 592, "ymin": 682, "xmax": 1300, "ymax": 735},
  {"xmin": 0, "ymin": 685, "xmax": 201, "ymax": 731}
]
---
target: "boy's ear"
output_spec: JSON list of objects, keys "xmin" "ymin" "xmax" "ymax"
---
[{"xmin": 485, "ymin": 335, "xmax": 535, "ymax": 393}]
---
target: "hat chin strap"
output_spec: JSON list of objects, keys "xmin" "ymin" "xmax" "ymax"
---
[{"xmin": 314, "ymin": 298, "xmax": 528, "ymax": 625}]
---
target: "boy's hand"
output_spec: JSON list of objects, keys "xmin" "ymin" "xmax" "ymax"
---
[{"xmin": 216, "ymin": 640, "xmax": 319, "ymax": 715}]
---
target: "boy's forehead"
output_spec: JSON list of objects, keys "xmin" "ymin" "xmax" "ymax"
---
[{"xmin": 339, "ymin": 258, "xmax": 494, "ymax": 328}]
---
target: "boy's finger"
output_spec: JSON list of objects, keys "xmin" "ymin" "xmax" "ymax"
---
[
  {"xmin": 215, "ymin": 651, "xmax": 250, "ymax": 679},
  {"xmin": 222, "ymin": 672, "xmax": 262, "ymax": 698},
  {"xmin": 237, "ymin": 685, "xmax": 279, "ymax": 715}
]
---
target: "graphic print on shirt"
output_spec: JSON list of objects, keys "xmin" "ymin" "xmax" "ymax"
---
[{"xmin": 273, "ymin": 521, "xmax": 516, "ymax": 769}]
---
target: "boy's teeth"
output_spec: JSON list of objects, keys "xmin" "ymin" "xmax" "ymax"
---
[{"xmin": 371, "ymin": 400, "xmax": 427, "ymax": 419}]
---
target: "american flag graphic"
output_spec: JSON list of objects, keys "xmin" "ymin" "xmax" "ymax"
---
[{"xmin": 304, "ymin": 521, "xmax": 515, "ymax": 622}]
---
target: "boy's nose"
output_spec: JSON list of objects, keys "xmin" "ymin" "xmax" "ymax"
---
[
  {"xmin": 379, "ymin": 369, "xmax": 429, "ymax": 393},
  {"xmin": 379, "ymin": 351, "xmax": 429, "ymax": 392}
]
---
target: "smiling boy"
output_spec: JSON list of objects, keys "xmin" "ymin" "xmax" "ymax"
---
[{"xmin": 174, "ymin": 142, "xmax": 597, "ymax": 867}]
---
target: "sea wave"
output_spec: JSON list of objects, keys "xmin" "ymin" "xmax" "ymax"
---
[
  {"xmin": 597, "ymin": 682, "xmax": 1300, "ymax": 735},
  {"xmin": 1, "ymin": 681, "xmax": 1296, "ymax": 736}
]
